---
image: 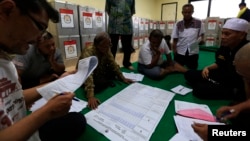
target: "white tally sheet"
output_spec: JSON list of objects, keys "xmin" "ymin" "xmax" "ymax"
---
[{"xmin": 85, "ymin": 83, "xmax": 175, "ymax": 141}]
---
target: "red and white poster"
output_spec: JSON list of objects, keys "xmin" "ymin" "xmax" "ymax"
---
[
  {"xmin": 206, "ymin": 37, "xmax": 215, "ymax": 46},
  {"xmin": 83, "ymin": 12, "xmax": 93, "ymax": 28},
  {"xmin": 60, "ymin": 9, "xmax": 74, "ymax": 28},
  {"xmin": 85, "ymin": 42, "xmax": 93, "ymax": 48},
  {"xmin": 95, "ymin": 12, "xmax": 103, "ymax": 27},
  {"xmin": 133, "ymin": 17, "xmax": 139, "ymax": 29},
  {"xmin": 140, "ymin": 21, "xmax": 144, "ymax": 31},
  {"xmin": 208, "ymin": 20, "xmax": 217, "ymax": 30},
  {"xmin": 64, "ymin": 40, "xmax": 77, "ymax": 59},
  {"xmin": 160, "ymin": 22, "xmax": 165, "ymax": 30},
  {"xmin": 167, "ymin": 21, "xmax": 175, "ymax": 29}
]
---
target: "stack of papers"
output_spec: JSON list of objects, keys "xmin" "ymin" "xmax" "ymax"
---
[
  {"xmin": 172, "ymin": 100, "xmax": 225, "ymax": 141},
  {"xmin": 173, "ymin": 115, "xmax": 224, "ymax": 141}
]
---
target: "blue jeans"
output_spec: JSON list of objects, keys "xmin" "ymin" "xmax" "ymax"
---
[{"xmin": 138, "ymin": 62, "xmax": 168, "ymax": 80}]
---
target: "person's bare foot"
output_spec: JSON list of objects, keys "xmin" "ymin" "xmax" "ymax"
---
[
  {"xmin": 165, "ymin": 66, "xmax": 175, "ymax": 72},
  {"xmin": 126, "ymin": 66, "xmax": 135, "ymax": 70},
  {"xmin": 173, "ymin": 63, "xmax": 187, "ymax": 73}
]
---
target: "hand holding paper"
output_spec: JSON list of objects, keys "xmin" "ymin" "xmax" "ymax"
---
[
  {"xmin": 30, "ymin": 97, "xmax": 87, "ymax": 112},
  {"xmin": 37, "ymin": 56, "xmax": 98, "ymax": 100},
  {"xmin": 173, "ymin": 100, "xmax": 225, "ymax": 141}
]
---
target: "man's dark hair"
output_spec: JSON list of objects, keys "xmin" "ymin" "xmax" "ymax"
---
[
  {"xmin": 182, "ymin": 3, "xmax": 194, "ymax": 11},
  {"xmin": 93, "ymin": 32, "xmax": 110, "ymax": 47},
  {"xmin": 42, "ymin": 31, "xmax": 53, "ymax": 40},
  {"xmin": 164, "ymin": 35, "xmax": 171, "ymax": 47},
  {"xmin": 239, "ymin": 2, "xmax": 246, "ymax": 7},
  {"xmin": 164, "ymin": 35, "xmax": 171, "ymax": 41},
  {"xmin": 149, "ymin": 29, "xmax": 163, "ymax": 40},
  {"xmin": 13, "ymin": 0, "xmax": 59, "ymax": 23},
  {"xmin": 37, "ymin": 31, "xmax": 53, "ymax": 43}
]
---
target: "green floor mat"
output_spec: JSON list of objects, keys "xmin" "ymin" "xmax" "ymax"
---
[{"xmin": 75, "ymin": 50, "xmax": 229, "ymax": 141}]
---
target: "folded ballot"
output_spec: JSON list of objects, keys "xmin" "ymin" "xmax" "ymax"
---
[
  {"xmin": 175, "ymin": 100, "xmax": 216, "ymax": 122},
  {"xmin": 37, "ymin": 56, "xmax": 98, "ymax": 100},
  {"xmin": 177, "ymin": 108, "xmax": 216, "ymax": 122},
  {"xmin": 173, "ymin": 100, "xmax": 224, "ymax": 141}
]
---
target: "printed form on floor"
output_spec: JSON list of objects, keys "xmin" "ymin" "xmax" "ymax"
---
[{"xmin": 85, "ymin": 83, "xmax": 175, "ymax": 141}]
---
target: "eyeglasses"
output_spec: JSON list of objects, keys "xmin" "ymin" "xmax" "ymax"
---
[{"xmin": 27, "ymin": 14, "xmax": 46, "ymax": 34}]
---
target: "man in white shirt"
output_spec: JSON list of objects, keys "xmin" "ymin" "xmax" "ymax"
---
[
  {"xmin": 172, "ymin": 3, "xmax": 205, "ymax": 69},
  {"xmin": 138, "ymin": 29, "xmax": 187, "ymax": 80}
]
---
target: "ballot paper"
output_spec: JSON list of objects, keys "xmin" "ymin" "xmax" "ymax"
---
[
  {"xmin": 122, "ymin": 72, "xmax": 144, "ymax": 81},
  {"xmin": 175, "ymin": 100, "xmax": 216, "ymax": 122},
  {"xmin": 37, "ymin": 56, "xmax": 98, "ymax": 100},
  {"xmin": 173, "ymin": 115, "xmax": 224, "ymax": 141},
  {"xmin": 85, "ymin": 83, "xmax": 175, "ymax": 141},
  {"xmin": 171, "ymin": 85, "xmax": 192, "ymax": 95}
]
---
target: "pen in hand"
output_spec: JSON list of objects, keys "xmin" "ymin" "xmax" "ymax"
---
[
  {"xmin": 216, "ymin": 109, "xmax": 235, "ymax": 122},
  {"xmin": 59, "ymin": 93, "xmax": 79, "ymax": 102}
]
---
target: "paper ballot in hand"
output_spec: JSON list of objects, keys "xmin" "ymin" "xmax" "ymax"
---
[{"xmin": 37, "ymin": 56, "xmax": 98, "ymax": 100}]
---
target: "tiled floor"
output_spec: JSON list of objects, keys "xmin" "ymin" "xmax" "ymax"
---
[
  {"xmin": 115, "ymin": 49, "xmax": 139, "ymax": 67},
  {"xmin": 65, "ymin": 49, "xmax": 139, "ymax": 71}
]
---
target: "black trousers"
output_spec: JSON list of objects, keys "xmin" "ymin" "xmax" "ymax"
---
[
  {"xmin": 109, "ymin": 34, "xmax": 133, "ymax": 68},
  {"xmin": 174, "ymin": 52, "xmax": 198, "ymax": 70},
  {"xmin": 39, "ymin": 112, "xmax": 86, "ymax": 141},
  {"xmin": 184, "ymin": 69, "xmax": 245, "ymax": 101}
]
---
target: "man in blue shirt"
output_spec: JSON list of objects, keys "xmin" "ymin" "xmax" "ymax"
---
[{"xmin": 13, "ymin": 31, "xmax": 65, "ymax": 89}]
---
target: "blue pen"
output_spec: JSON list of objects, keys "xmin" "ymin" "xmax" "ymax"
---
[{"xmin": 59, "ymin": 93, "xmax": 79, "ymax": 101}]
